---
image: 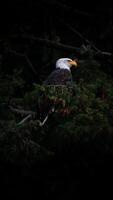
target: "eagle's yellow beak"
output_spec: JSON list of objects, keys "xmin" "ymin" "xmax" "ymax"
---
[{"xmin": 68, "ymin": 59, "xmax": 78, "ymax": 68}]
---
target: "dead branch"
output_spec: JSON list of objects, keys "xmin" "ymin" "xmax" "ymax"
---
[
  {"xmin": 9, "ymin": 106, "xmax": 36, "ymax": 117},
  {"xmin": 17, "ymin": 114, "xmax": 32, "ymax": 126},
  {"xmin": 56, "ymin": 19, "xmax": 113, "ymax": 58},
  {"xmin": 9, "ymin": 106, "xmax": 50, "ymax": 127},
  {"xmin": 97, "ymin": 51, "xmax": 113, "ymax": 57},
  {"xmin": 57, "ymin": 18, "xmax": 99, "ymax": 52},
  {"xmin": 42, "ymin": 0, "xmax": 95, "ymax": 17},
  {"xmin": 28, "ymin": 35, "xmax": 113, "ymax": 58},
  {"xmin": 9, "ymin": 34, "xmax": 113, "ymax": 58},
  {"xmin": 24, "ymin": 54, "xmax": 37, "ymax": 75},
  {"xmin": 21, "ymin": 34, "xmax": 80, "ymax": 53}
]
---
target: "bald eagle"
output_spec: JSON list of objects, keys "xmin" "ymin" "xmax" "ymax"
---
[
  {"xmin": 38, "ymin": 58, "xmax": 78, "ymax": 126},
  {"xmin": 43, "ymin": 58, "xmax": 78, "ymax": 86}
]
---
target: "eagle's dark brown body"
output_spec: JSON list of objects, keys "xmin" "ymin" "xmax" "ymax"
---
[{"xmin": 43, "ymin": 68, "xmax": 73, "ymax": 85}]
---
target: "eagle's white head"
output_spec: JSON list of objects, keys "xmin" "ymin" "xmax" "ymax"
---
[{"xmin": 56, "ymin": 58, "xmax": 78, "ymax": 71}]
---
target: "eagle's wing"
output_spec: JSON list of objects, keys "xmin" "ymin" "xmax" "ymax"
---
[
  {"xmin": 43, "ymin": 69, "xmax": 73, "ymax": 85},
  {"xmin": 38, "ymin": 69, "xmax": 73, "ymax": 126}
]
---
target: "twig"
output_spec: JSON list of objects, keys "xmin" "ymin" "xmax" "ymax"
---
[
  {"xmin": 37, "ymin": 107, "xmax": 55, "ymax": 127},
  {"xmin": 37, "ymin": 115, "xmax": 49, "ymax": 127},
  {"xmin": 97, "ymin": 51, "xmax": 113, "ymax": 57},
  {"xmin": 24, "ymin": 54, "xmax": 37, "ymax": 75},
  {"xmin": 8, "ymin": 49, "xmax": 24, "ymax": 57},
  {"xmin": 42, "ymin": 0, "xmax": 95, "ymax": 17},
  {"xmin": 17, "ymin": 114, "xmax": 32, "ymax": 126},
  {"xmin": 57, "ymin": 19, "xmax": 113, "ymax": 58},
  {"xmin": 57, "ymin": 18, "xmax": 99, "ymax": 52}
]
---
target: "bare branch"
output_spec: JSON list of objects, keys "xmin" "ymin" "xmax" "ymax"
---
[
  {"xmin": 9, "ymin": 106, "xmax": 36, "ymax": 117},
  {"xmin": 97, "ymin": 51, "xmax": 113, "ymax": 57},
  {"xmin": 17, "ymin": 114, "xmax": 32, "ymax": 126},
  {"xmin": 9, "ymin": 105, "xmax": 52, "ymax": 127},
  {"xmin": 24, "ymin": 54, "xmax": 37, "ymax": 75},
  {"xmin": 21, "ymin": 35, "xmax": 80, "ymax": 53},
  {"xmin": 9, "ymin": 34, "xmax": 113, "ymax": 58},
  {"xmin": 57, "ymin": 18, "xmax": 99, "ymax": 52},
  {"xmin": 42, "ymin": 0, "xmax": 95, "ymax": 17}
]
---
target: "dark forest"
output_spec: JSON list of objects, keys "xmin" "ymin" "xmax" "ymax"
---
[{"xmin": 0, "ymin": 0, "xmax": 113, "ymax": 199}]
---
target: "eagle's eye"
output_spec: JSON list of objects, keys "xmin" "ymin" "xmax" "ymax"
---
[
  {"xmin": 67, "ymin": 59, "xmax": 72, "ymax": 63},
  {"xmin": 68, "ymin": 59, "xmax": 78, "ymax": 67}
]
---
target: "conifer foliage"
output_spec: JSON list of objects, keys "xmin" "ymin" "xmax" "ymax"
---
[
  {"xmin": 0, "ymin": 58, "xmax": 113, "ymax": 162},
  {"xmin": 1, "ymin": 56, "xmax": 113, "ymax": 197}
]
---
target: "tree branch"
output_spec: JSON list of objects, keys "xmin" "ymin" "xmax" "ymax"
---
[
  {"xmin": 9, "ymin": 106, "xmax": 50, "ymax": 127},
  {"xmin": 57, "ymin": 18, "xmax": 99, "ymax": 52},
  {"xmin": 21, "ymin": 34, "xmax": 80, "ymax": 53},
  {"xmin": 9, "ymin": 34, "xmax": 113, "ymax": 58},
  {"xmin": 24, "ymin": 35, "xmax": 113, "ymax": 58},
  {"xmin": 9, "ymin": 106, "xmax": 36, "ymax": 117},
  {"xmin": 17, "ymin": 114, "xmax": 32, "ymax": 126},
  {"xmin": 24, "ymin": 54, "xmax": 37, "ymax": 75},
  {"xmin": 42, "ymin": 0, "xmax": 95, "ymax": 17}
]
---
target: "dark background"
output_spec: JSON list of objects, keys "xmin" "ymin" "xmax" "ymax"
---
[
  {"xmin": 0, "ymin": 0, "xmax": 113, "ymax": 199},
  {"xmin": 0, "ymin": 0, "xmax": 113, "ymax": 85},
  {"xmin": 1, "ymin": 1, "xmax": 113, "ymax": 49}
]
